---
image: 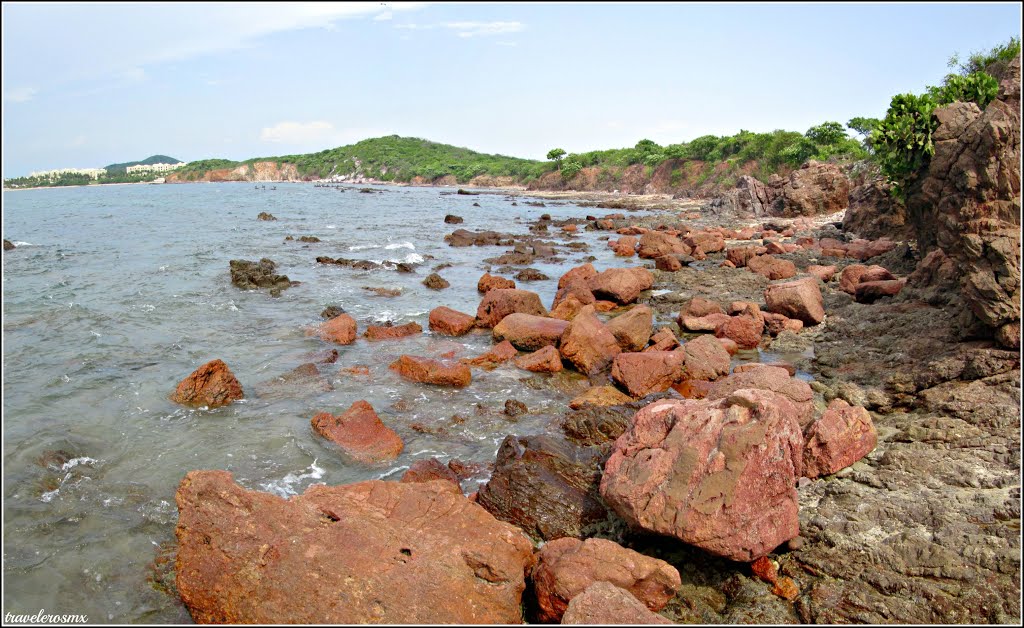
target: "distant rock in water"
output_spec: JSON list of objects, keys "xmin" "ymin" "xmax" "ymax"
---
[
  {"xmin": 320, "ymin": 305, "xmax": 346, "ymax": 319},
  {"xmin": 170, "ymin": 359, "xmax": 244, "ymax": 408},
  {"xmin": 423, "ymin": 272, "xmax": 450, "ymax": 290},
  {"xmin": 3, "ymin": 239, "xmax": 14, "ymax": 251},
  {"xmin": 456, "ymin": 188, "xmax": 479, "ymax": 195},
  {"xmin": 229, "ymin": 258, "xmax": 295, "ymax": 296},
  {"xmin": 257, "ymin": 212, "xmax": 277, "ymax": 221},
  {"xmin": 444, "ymin": 214, "xmax": 464, "ymax": 224}
]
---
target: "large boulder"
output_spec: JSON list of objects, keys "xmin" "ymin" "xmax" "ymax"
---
[
  {"xmin": 637, "ymin": 231, "xmax": 689, "ymax": 259},
  {"xmin": 514, "ymin": 345, "xmax": 564, "ymax": 373},
  {"xmin": 842, "ymin": 173, "xmax": 914, "ymax": 241},
  {"xmin": 773, "ymin": 160, "xmax": 850, "ymax": 217},
  {"xmin": 747, "ymin": 255, "xmax": 797, "ymax": 280},
  {"xmin": 611, "ymin": 351, "xmax": 685, "ymax": 398},
  {"xmin": 478, "ymin": 273, "xmax": 517, "ymax": 293},
  {"xmin": 175, "ymin": 471, "xmax": 535, "ymax": 624},
  {"xmin": 678, "ymin": 334, "xmax": 731, "ymax": 381},
  {"xmin": 364, "ymin": 321, "xmax": 422, "ymax": 341},
  {"xmin": 532, "ymin": 537, "xmax": 681, "ymax": 623},
  {"xmin": 763, "ymin": 277, "xmax": 825, "ymax": 325},
  {"xmin": 600, "ymin": 391, "xmax": 804, "ymax": 562},
  {"xmin": 389, "ymin": 355, "xmax": 471, "ymax": 387},
  {"xmin": 428, "ymin": 306, "xmax": 476, "ymax": 336},
  {"xmin": 704, "ymin": 366, "xmax": 815, "ymax": 428},
  {"xmin": 476, "ymin": 434, "xmax": 607, "ymax": 541},
  {"xmin": 606, "ymin": 305, "xmax": 654, "ymax": 352},
  {"xmin": 558, "ymin": 263, "xmax": 598, "ymax": 289},
  {"xmin": 493, "ymin": 313, "xmax": 570, "ymax": 351},
  {"xmin": 318, "ymin": 313, "xmax": 358, "ymax": 345},
  {"xmin": 311, "ymin": 400, "xmax": 404, "ymax": 463},
  {"xmin": 561, "ymin": 582, "xmax": 673, "ymax": 625},
  {"xmin": 678, "ymin": 297, "xmax": 730, "ymax": 332},
  {"xmin": 476, "ymin": 289, "xmax": 548, "ymax": 328},
  {"xmin": 560, "ymin": 305, "xmax": 622, "ymax": 375},
  {"xmin": 802, "ymin": 399, "xmax": 878, "ymax": 478},
  {"xmin": 170, "ymin": 359, "xmax": 244, "ymax": 408},
  {"xmin": 587, "ymin": 268, "xmax": 654, "ymax": 305}
]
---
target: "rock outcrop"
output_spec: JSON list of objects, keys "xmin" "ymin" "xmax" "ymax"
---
[
  {"xmin": 774, "ymin": 160, "xmax": 850, "ymax": 217},
  {"xmin": 170, "ymin": 359, "xmax": 244, "ymax": 408},
  {"xmin": 229, "ymin": 258, "xmax": 295, "ymax": 296}
]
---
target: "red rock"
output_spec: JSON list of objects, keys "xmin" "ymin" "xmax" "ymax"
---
[
  {"xmin": 736, "ymin": 227, "xmax": 757, "ymax": 240},
  {"xmin": 568, "ymin": 386, "xmax": 633, "ymax": 409},
  {"xmin": 552, "ymin": 279, "xmax": 597, "ymax": 309},
  {"xmin": 551, "ymin": 294, "xmax": 586, "ymax": 321},
  {"xmin": 715, "ymin": 315, "xmax": 764, "ymax": 349},
  {"xmin": 170, "ymin": 359, "xmax": 244, "ymax": 408},
  {"xmin": 684, "ymin": 231, "xmax": 725, "ymax": 253},
  {"xmin": 400, "ymin": 458, "xmax": 461, "ymax": 487},
  {"xmin": 462, "ymin": 340, "xmax": 519, "ymax": 369},
  {"xmin": 772, "ymin": 577, "xmax": 800, "ymax": 601},
  {"xmin": 611, "ymin": 351, "xmax": 685, "ymax": 397},
  {"xmin": 513, "ymin": 345, "xmax": 564, "ymax": 373},
  {"xmin": 726, "ymin": 245, "xmax": 767, "ymax": 268},
  {"xmin": 562, "ymin": 224, "xmax": 578, "ymax": 233},
  {"xmin": 751, "ymin": 556, "xmax": 778, "ymax": 584},
  {"xmin": 429, "ymin": 306, "xmax": 476, "ymax": 336},
  {"xmin": 805, "ymin": 264, "xmax": 836, "ymax": 282},
  {"xmin": 593, "ymin": 300, "xmax": 618, "ymax": 312},
  {"xmin": 476, "ymin": 289, "xmax": 548, "ymax": 328},
  {"xmin": 679, "ymin": 298, "xmax": 731, "ymax": 332},
  {"xmin": 764, "ymin": 277, "xmax": 825, "ymax": 325},
  {"xmin": 719, "ymin": 259, "xmax": 736, "ymax": 269},
  {"xmin": 747, "ymin": 255, "xmax": 798, "ymax": 280},
  {"xmin": 318, "ymin": 313, "xmax": 358, "ymax": 345},
  {"xmin": 638, "ymin": 231, "xmax": 689, "ymax": 259},
  {"xmin": 587, "ymin": 268, "xmax": 654, "ymax": 305},
  {"xmin": 733, "ymin": 362, "xmax": 796, "ymax": 376},
  {"xmin": 533, "ymin": 537, "xmax": 681, "ymax": 623},
  {"xmin": 607, "ymin": 305, "xmax": 653, "ymax": 352},
  {"xmin": 560, "ymin": 306, "xmax": 622, "ymax": 375},
  {"xmin": 671, "ymin": 379, "xmax": 714, "ymax": 399},
  {"xmin": 478, "ymin": 272, "xmax": 516, "ymax": 293},
  {"xmin": 612, "ymin": 235, "xmax": 638, "ymax": 257},
  {"xmin": 803, "ymin": 399, "xmax": 878, "ymax": 478},
  {"xmin": 840, "ymin": 264, "xmax": 895, "ymax": 294},
  {"xmin": 728, "ymin": 301, "xmax": 765, "ymax": 327},
  {"xmin": 340, "ymin": 365, "xmax": 371, "ymax": 377},
  {"xmin": 679, "ymin": 334, "xmax": 732, "ymax": 381},
  {"xmin": 596, "ymin": 219, "xmax": 615, "ymax": 230},
  {"xmin": 717, "ymin": 337, "xmax": 739, "ymax": 355},
  {"xmin": 617, "ymin": 225, "xmax": 648, "ymax": 236},
  {"xmin": 311, "ymin": 400, "xmax": 403, "ymax": 463},
  {"xmin": 389, "ymin": 355, "xmax": 472, "ymax": 387},
  {"xmin": 855, "ymin": 278, "xmax": 905, "ymax": 303},
  {"xmin": 493, "ymin": 314, "xmax": 570, "ymax": 351},
  {"xmin": 558, "ymin": 263, "xmax": 597, "ymax": 289},
  {"xmin": 819, "ymin": 238, "xmax": 844, "ymax": 250},
  {"xmin": 600, "ymin": 391, "xmax": 804, "ymax": 562},
  {"xmin": 764, "ymin": 241, "xmax": 787, "ymax": 255},
  {"xmin": 364, "ymin": 321, "xmax": 422, "ymax": 341},
  {"xmin": 762, "ymin": 312, "xmax": 804, "ymax": 336},
  {"xmin": 705, "ymin": 366, "xmax": 815, "ymax": 428},
  {"xmin": 174, "ymin": 471, "xmax": 535, "ymax": 624},
  {"xmin": 822, "ymin": 247, "xmax": 847, "ymax": 258},
  {"xmin": 561, "ymin": 582, "xmax": 673, "ymax": 625},
  {"xmin": 645, "ymin": 327, "xmax": 679, "ymax": 352},
  {"xmin": 654, "ymin": 255, "xmax": 682, "ymax": 271}
]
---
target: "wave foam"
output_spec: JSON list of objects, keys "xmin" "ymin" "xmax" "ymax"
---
[
  {"xmin": 260, "ymin": 459, "xmax": 325, "ymax": 497},
  {"xmin": 384, "ymin": 242, "xmax": 415, "ymax": 251}
]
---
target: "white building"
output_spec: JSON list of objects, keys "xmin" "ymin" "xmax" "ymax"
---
[
  {"xmin": 29, "ymin": 167, "xmax": 107, "ymax": 179},
  {"xmin": 126, "ymin": 162, "xmax": 187, "ymax": 174}
]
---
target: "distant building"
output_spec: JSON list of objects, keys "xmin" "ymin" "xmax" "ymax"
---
[
  {"xmin": 126, "ymin": 162, "xmax": 187, "ymax": 174},
  {"xmin": 29, "ymin": 167, "xmax": 107, "ymax": 179}
]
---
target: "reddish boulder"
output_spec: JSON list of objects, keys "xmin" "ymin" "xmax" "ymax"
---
[
  {"xmin": 587, "ymin": 268, "xmax": 654, "ymax": 305},
  {"xmin": 775, "ymin": 160, "xmax": 850, "ymax": 217},
  {"xmin": 318, "ymin": 313, "xmax": 358, "ymax": 345},
  {"xmin": 717, "ymin": 337, "xmax": 739, "ymax": 355},
  {"xmin": 762, "ymin": 312, "xmax": 804, "ymax": 336},
  {"xmin": 803, "ymin": 399, "xmax": 878, "ymax": 478},
  {"xmin": 607, "ymin": 305, "xmax": 654, "ymax": 352},
  {"xmin": 476, "ymin": 289, "xmax": 548, "ymax": 328},
  {"xmin": 552, "ymin": 280, "xmax": 597, "ymax": 309},
  {"xmin": 493, "ymin": 314, "xmax": 570, "ymax": 351},
  {"xmin": 679, "ymin": 334, "xmax": 732, "ymax": 381},
  {"xmin": 389, "ymin": 355, "xmax": 472, "ymax": 387},
  {"xmin": 855, "ymin": 278, "xmax": 905, "ymax": 303},
  {"xmin": 560, "ymin": 306, "xmax": 622, "ymax": 375},
  {"xmin": 478, "ymin": 272, "xmax": 516, "ymax": 293},
  {"xmin": 533, "ymin": 537, "xmax": 680, "ymax": 623},
  {"xmin": 462, "ymin": 340, "xmax": 519, "ymax": 369},
  {"xmin": 612, "ymin": 236, "xmax": 638, "ymax": 257},
  {"xmin": 611, "ymin": 351, "xmax": 685, "ymax": 397},
  {"xmin": 551, "ymin": 294, "xmax": 586, "ymax": 321},
  {"xmin": 764, "ymin": 240, "xmax": 786, "ymax": 255},
  {"xmin": 364, "ymin": 321, "xmax": 422, "ymax": 341},
  {"xmin": 429, "ymin": 306, "xmax": 476, "ymax": 337},
  {"xmin": 705, "ymin": 366, "xmax": 814, "ymax": 428},
  {"xmin": 645, "ymin": 327, "xmax": 679, "ymax": 352},
  {"xmin": 311, "ymin": 400, "xmax": 403, "ymax": 463},
  {"xmin": 568, "ymin": 386, "xmax": 633, "ymax": 410},
  {"xmin": 514, "ymin": 345, "xmax": 564, "ymax": 373},
  {"xmin": 839, "ymin": 264, "xmax": 895, "ymax": 294},
  {"xmin": 637, "ymin": 231, "xmax": 689, "ymax": 259},
  {"xmin": 764, "ymin": 277, "xmax": 825, "ymax": 325},
  {"xmin": 684, "ymin": 231, "xmax": 725, "ymax": 253},
  {"xmin": 401, "ymin": 458, "xmax": 461, "ymax": 487},
  {"xmin": 175, "ymin": 471, "xmax": 535, "ymax": 624},
  {"xmin": 714, "ymin": 315, "xmax": 764, "ymax": 350},
  {"xmin": 805, "ymin": 264, "xmax": 836, "ymax": 282},
  {"xmin": 726, "ymin": 245, "xmax": 767, "ymax": 268},
  {"xmin": 679, "ymin": 297, "xmax": 730, "ymax": 332},
  {"xmin": 558, "ymin": 263, "xmax": 598, "ymax": 289},
  {"xmin": 561, "ymin": 582, "xmax": 673, "ymax": 625},
  {"xmin": 747, "ymin": 255, "xmax": 797, "ymax": 280},
  {"xmin": 600, "ymin": 391, "xmax": 804, "ymax": 562},
  {"xmin": 170, "ymin": 359, "xmax": 244, "ymax": 408}
]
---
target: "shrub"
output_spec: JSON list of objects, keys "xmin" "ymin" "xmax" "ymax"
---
[
  {"xmin": 560, "ymin": 159, "xmax": 582, "ymax": 182},
  {"xmin": 870, "ymin": 93, "xmax": 937, "ymax": 198}
]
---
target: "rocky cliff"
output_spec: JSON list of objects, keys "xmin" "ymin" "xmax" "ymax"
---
[{"xmin": 166, "ymin": 161, "xmax": 302, "ymax": 183}]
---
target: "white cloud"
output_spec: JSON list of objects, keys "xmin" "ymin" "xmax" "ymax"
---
[
  {"xmin": 444, "ymin": 21, "xmax": 524, "ymax": 38},
  {"xmin": 3, "ymin": 86, "xmax": 37, "ymax": 103},
  {"xmin": 259, "ymin": 121, "xmax": 387, "ymax": 148}
]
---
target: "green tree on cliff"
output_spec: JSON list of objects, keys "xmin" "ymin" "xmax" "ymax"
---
[{"xmin": 546, "ymin": 148, "xmax": 567, "ymax": 169}]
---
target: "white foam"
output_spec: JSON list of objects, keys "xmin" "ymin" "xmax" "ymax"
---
[
  {"xmin": 40, "ymin": 489, "xmax": 60, "ymax": 503},
  {"xmin": 260, "ymin": 459, "xmax": 326, "ymax": 498},
  {"xmin": 326, "ymin": 225, "xmax": 337, "ymax": 229},
  {"xmin": 372, "ymin": 310, "xmax": 397, "ymax": 323},
  {"xmin": 384, "ymin": 242, "xmax": 415, "ymax": 251},
  {"xmin": 349, "ymin": 244, "xmax": 381, "ymax": 251},
  {"xmin": 650, "ymin": 289, "xmax": 672, "ymax": 296},
  {"xmin": 391, "ymin": 253, "xmax": 424, "ymax": 264},
  {"xmin": 13, "ymin": 241, "xmax": 36, "ymax": 247},
  {"xmin": 61, "ymin": 456, "xmax": 98, "ymax": 471}
]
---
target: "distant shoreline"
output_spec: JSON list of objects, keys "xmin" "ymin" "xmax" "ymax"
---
[{"xmin": 2, "ymin": 181, "xmax": 158, "ymax": 192}]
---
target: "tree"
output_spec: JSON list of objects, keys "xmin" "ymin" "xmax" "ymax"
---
[
  {"xmin": 546, "ymin": 148, "xmax": 566, "ymax": 168},
  {"xmin": 847, "ymin": 117, "xmax": 880, "ymax": 139},
  {"xmin": 560, "ymin": 159, "xmax": 582, "ymax": 181},
  {"xmin": 805, "ymin": 121, "xmax": 846, "ymax": 147}
]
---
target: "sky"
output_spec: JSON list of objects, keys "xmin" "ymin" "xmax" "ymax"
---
[{"xmin": 1, "ymin": 2, "xmax": 1021, "ymax": 177}]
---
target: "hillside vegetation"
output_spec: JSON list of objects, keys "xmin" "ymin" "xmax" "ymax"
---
[{"xmin": 104, "ymin": 154, "xmax": 182, "ymax": 174}]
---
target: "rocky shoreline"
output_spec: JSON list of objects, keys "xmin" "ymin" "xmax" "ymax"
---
[{"xmin": 161, "ymin": 60, "xmax": 1020, "ymax": 624}]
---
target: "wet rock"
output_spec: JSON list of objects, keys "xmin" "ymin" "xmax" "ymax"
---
[
  {"xmin": 229, "ymin": 258, "xmax": 294, "ymax": 296},
  {"xmin": 3, "ymin": 239, "xmax": 15, "ymax": 251},
  {"xmin": 638, "ymin": 231, "xmax": 689, "ymax": 259},
  {"xmin": 747, "ymin": 255, "xmax": 797, "ymax": 280},
  {"xmin": 304, "ymin": 348, "xmax": 339, "ymax": 364},
  {"xmin": 174, "ymin": 471, "xmax": 534, "ymax": 624},
  {"xmin": 362, "ymin": 286, "xmax": 401, "ymax": 297},
  {"xmin": 462, "ymin": 340, "xmax": 519, "ymax": 369},
  {"xmin": 320, "ymin": 305, "xmax": 346, "ymax": 319},
  {"xmin": 428, "ymin": 306, "xmax": 476, "ymax": 337},
  {"xmin": 607, "ymin": 305, "xmax": 654, "ymax": 352},
  {"xmin": 445, "ymin": 229, "xmax": 514, "ymax": 247},
  {"xmin": 311, "ymin": 400, "xmax": 403, "ymax": 463},
  {"xmin": 364, "ymin": 321, "xmax": 422, "ymax": 341},
  {"xmin": 600, "ymin": 391, "xmax": 804, "ymax": 562},
  {"xmin": 763, "ymin": 312, "xmax": 804, "ymax": 336},
  {"xmin": 560, "ymin": 305, "xmax": 622, "ymax": 375},
  {"xmin": 170, "ymin": 359, "xmax": 244, "ymax": 408},
  {"xmin": 504, "ymin": 399, "xmax": 528, "ymax": 417},
  {"xmin": 855, "ymin": 278, "xmax": 906, "ymax": 303},
  {"xmin": 802, "ymin": 399, "xmax": 877, "ymax": 478},
  {"xmin": 533, "ymin": 537, "xmax": 680, "ymax": 623},
  {"xmin": 611, "ymin": 351, "xmax": 685, "ymax": 397},
  {"xmin": 444, "ymin": 214, "xmax": 464, "ymax": 224},
  {"xmin": 389, "ymin": 355, "xmax": 472, "ymax": 388},
  {"xmin": 764, "ymin": 277, "xmax": 825, "ymax": 325},
  {"xmin": 477, "ymin": 434, "xmax": 608, "ymax": 541},
  {"xmin": 493, "ymin": 314, "xmax": 570, "ymax": 351},
  {"xmin": 612, "ymin": 236, "xmax": 638, "ymax": 257},
  {"xmin": 559, "ymin": 263, "xmax": 598, "ymax": 289},
  {"xmin": 515, "ymin": 268, "xmax": 549, "ymax": 281},
  {"xmin": 514, "ymin": 345, "xmax": 564, "ymax": 373},
  {"xmin": 401, "ymin": 458, "xmax": 461, "ymax": 487},
  {"xmin": 255, "ymin": 363, "xmax": 333, "ymax": 400},
  {"xmin": 256, "ymin": 211, "xmax": 277, "ymax": 221},
  {"xmin": 679, "ymin": 334, "xmax": 731, "ymax": 381},
  {"xmin": 318, "ymin": 313, "xmax": 358, "ymax": 345},
  {"xmin": 705, "ymin": 366, "xmax": 814, "ymax": 428},
  {"xmin": 561, "ymin": 582, "xmax": 673, "ymax": 625},
  {"xmin": 476, "ymin": 289, "xmax": 548, "ymax": 328},
  {"xmin": 568, "ymin": 386, "xmax": 633, "ymax": 410},
  {"xmin": 588, "ymin": 268, "xmax": 654, "ymax": 305},
  {"xmin": 478, "ymin": 272, "xmax": 517, "ymax": 293},
  {"xmin": 423, "ymin": 273, "xmax": 450, "ymax": 290}
]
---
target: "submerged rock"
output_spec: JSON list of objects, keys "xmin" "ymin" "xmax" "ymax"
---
[
  {"xmin": 389, "ymin": 355, "xmax": 471, "ymax": 388},
  {"xmin": 170, "ymin": 359, "xmax": 244, "ymax": 408},
  {"xmin": 310, "ymin": 400, "xmax": 403, "ymax": 463},
  {"xmin": 318, "ymin": 313, "xmax": 358, "ymax": 345},
  {"xmin": 229, "ymin": 258, "xmax": 295, "ymax": 296},
  {"xmin": 476, "ymin": 288, "xmax": 548, "ymax": 328},
  {"xmin": 254, "ymin": 363, "xmax": 332, "ymax": 400},
  {"xmin": 422, "ymin": 273, "xmax": 450, "ymax": 290},
  {"xmin": 428, "ymin": 306, "xmax": 476, "ymax": 337},
  {"xmin": 364, "ymin": 321, "xmax": 422, "ymax": 341},
  {"xmin": 3, "ymin": 239, "xmax": 14, "ymax": 251}
]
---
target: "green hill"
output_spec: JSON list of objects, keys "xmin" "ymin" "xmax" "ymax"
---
[{"xmin": 104, "ymin": 154, "xmax": 181, "ymax": 174}]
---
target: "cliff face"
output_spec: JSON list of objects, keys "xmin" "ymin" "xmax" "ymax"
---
[
  {"xmin": 525, "ymin": 159, "xmax": 774, "ymax": 197},
  {"xmin": 166, "ymin": 161, "xmax": 302, "ymax": 183},
  {"xmin": 905, "ymin": 56, "xmax": 1022, "ymax": 347}
]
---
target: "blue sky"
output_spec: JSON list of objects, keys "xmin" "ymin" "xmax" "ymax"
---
[{"xmin": 1, "ymin": 2, "xmax": 1020, "ymax": 177}]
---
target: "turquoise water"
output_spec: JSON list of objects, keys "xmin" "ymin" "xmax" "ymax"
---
[{"xmin": 2, "ymin": 182, "xmax": 645, "ymax": 622}]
